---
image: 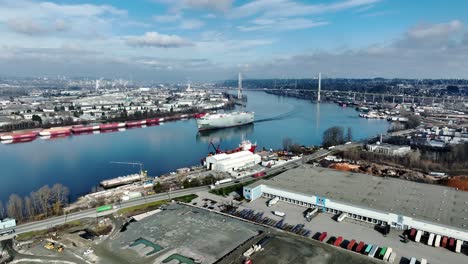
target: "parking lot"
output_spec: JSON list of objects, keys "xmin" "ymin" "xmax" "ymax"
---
[{"xmin": 239, "ymin": 197, "xmax": 467, "ymax": 264}]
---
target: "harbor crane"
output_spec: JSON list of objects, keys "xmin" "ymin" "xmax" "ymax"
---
[{"xmin": 109, "ymin": 161, "xmax": 147, "ymax": 178}]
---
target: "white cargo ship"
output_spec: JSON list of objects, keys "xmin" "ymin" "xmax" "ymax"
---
[{"xmin": 196, "ymin": 111, "xmax": 254, "ymax": 131}]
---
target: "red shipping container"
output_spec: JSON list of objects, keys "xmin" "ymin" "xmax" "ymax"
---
[
  {"xmin": 334, "ymin": 237, "xmax": 343, "ymax": 247},
  {"xmin": 410, "ymin": 228, "xmax": 416, "ymax": 238},
  {"xmin": 319, "ymin": 232, "xmax": 328, "ymax": 242},
  {"xmin": 449, "ymin": 238, "xmax": 455, "ymax": 248},
  {"xmin": 347, "ymin": 239, "xmax": 356, "ymax": 250},
  {"xmin": 441, "ymin": 236, "xmax": 448, "ymax": 248},
  {"xmin": 355, "ymin": 241, "xmax": 365, "ymax": 253}
]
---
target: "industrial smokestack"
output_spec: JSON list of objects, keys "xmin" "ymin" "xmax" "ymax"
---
[
  {"xmin": 317, "ymin": 72, "xmax": 321, "ymax": 102},
  {"xmin": 238, "ymin": 72, "xmax": 243, "ymax": 100}
]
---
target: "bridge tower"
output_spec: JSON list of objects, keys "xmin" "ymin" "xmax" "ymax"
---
[
  {"xmin": 317, "ymin": 72, "xmax": 322, "ymax": 102},
  {"xmin": 237, "ymin": 72, "xmax": 243, "ymax": 100}
]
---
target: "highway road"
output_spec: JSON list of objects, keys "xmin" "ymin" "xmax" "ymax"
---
[{"xmin": 0, "ymin": 148, "xmax": 333, "ymax": 242}]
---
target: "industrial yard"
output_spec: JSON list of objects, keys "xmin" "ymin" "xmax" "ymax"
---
[{"xmin": 94, "ymin": 203, "xmax": 261, "ymax": 263}]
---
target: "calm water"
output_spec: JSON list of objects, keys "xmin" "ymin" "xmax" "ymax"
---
[{"xmin": 0, "ymin": 91, "xmax": 390, "ymax": 202}]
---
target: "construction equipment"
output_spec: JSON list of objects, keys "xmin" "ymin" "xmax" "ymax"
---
[
  {"xmin": 110, "ymin": 161, "xmax": 147, "ymax": 177},
  {"xmin": 57, "ymin": 245, "xmax": 64, "ymax": 252},
  {"xmin": 44, "ymin": 242, "xmax": 55, "ymax": 250}
]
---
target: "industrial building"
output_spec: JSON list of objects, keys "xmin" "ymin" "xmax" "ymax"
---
[
  {"xmin": 243, "ymin": 165, "xmax": 468, "ymax": 243},
  {"xmin": 366, "ymin": 143, "xmax": 411, "ymax": 156},
  {"xmin": 0, "ymin": 218, "xmax": 16, "ymax": 230},
  {"xmin": 205, "ymin": 150, "xmax": 261, "ymax": 172}
]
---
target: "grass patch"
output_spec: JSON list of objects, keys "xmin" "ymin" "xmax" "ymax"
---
[
  {"xmin": 118, "ymin": 194, "xmax": 198, "ymax": 217},
  {"xmin": 173, "ymin": 194, "xmax": 198, "ymax": 203},
  {"xmin": 209, "ymin": 180, "xmax": 255, "ymax": 197},
  {"xmin": 15, "ymin": 220, "xmax": 84, "ymax": 241},
  {"xmin": 16, "ymin": 230, "xmax": 48, "ymax": 241}
]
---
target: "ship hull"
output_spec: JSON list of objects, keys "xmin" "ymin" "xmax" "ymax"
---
[{"xmin": 196, "ymin": 112, "xmax": 254, "ymax": 131}]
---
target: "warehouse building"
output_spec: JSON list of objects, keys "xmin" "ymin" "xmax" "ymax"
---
[
  {"xmin": 205, "ymin": 151, "xmax": 261, "ymax": 172},
  {"xmin": 243, "ymin": 165, "xmax": 468, "ymax": 242}
]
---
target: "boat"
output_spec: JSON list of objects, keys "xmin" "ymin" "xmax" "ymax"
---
[
  {"xmin": 1, "ymin": 137, "xmax": 37, "ymax": 144},
  {"xmin": 210, "ymin": 139, "xmax": 257, "ymax": 154},
  {"xmin": 193, "ymin": 112, "xmax": 208, "ymax": 119},
  {"xmin": 0, "ymin": 131, "xmax": 39, "ymax": 141},
  {"xmin": 99, "ymin": 122, "xmax": 125, "ymax": 130},
  {"xmin": 71, "ymin": 125, "xmax": 100, "ymax": 133},
  {"xmin": 196, "ymin": 111, "xmax": 254, "ymax": 131},
  {"xmin": 125, "ymin": 120, "xmax": 146, "ymax": 127},
  {"xmin": 39, "ymin": 128, "xmax": 72, "ymax": 137}
]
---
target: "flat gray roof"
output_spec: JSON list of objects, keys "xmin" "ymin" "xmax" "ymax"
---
[{"xmin": 248, "ymin": 165, "xmax": 468, "ymax": 231}]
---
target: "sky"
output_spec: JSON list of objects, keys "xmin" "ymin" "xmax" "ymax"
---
[{"xmin": 0, "ymin": 0, "xmax": 467, "ymax": 81}]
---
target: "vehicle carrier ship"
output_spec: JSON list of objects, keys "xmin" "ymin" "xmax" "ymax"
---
[{"xmin": 196, "ymin": 111, "xmax": 254, "ymax": 131}]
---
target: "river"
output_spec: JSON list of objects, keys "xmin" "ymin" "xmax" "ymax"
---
[{"xmin": 0, "ymin": 91, "xmax": 390, "ymax": 202}]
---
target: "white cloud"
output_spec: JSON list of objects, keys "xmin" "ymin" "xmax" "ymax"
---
[
  {"xmin": 125, "ymin": 32, "xmax": 193, "ymax": 48},
  {"xmin": 407, "ymin": 20, "xmax": 462, "ymax": 39},
  {"xmin": 6, "ymin": 18, "xmax": 46, "ymax": 35},
  {"xmin": 230, "ymin": 0, "xmax": 381, "ymax": 18},
  {"xmin": 180, "ymin": 19, "xmax": 205, "ymax": 29},
  {"xmin": 238, "ymin": 18, "xmax": 328, "ymax": 32},
  {"xmin": 176, "ymin": 0, "xmax": 233, "ymax": 12},
  {"xmin": 0, "ymin": 0, "xmax": 128, "ymax": 38}
]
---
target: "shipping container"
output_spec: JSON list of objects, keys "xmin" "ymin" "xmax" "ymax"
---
[
  {"xmin": 449, "ymin": 238, "xmax": 455, "ymax": 249},
  {"xmin": 409, "ymin": 257, "xmax": 417, "ymax": 264},
  {"xmin": 455, "ymin": 240, "xmax": 462, "ymax": 253},
  {"xmin": 409, "ymin": 228, "xmax": 416, "ymax": 238},
  {"xmin": 96, "ymin": 205, "xmax": 113, "ymax": 212},
  {"xmin": 378, "ymin": 247, "xmax": 387, "ymax": 259},
  {"xmin": 434, "ymin": 235, "xmax": 441, "ymax": 248},
  {"xmin": 355, "ymin": 241, "xmax": 365, "ymax": 253},
  {"xmin": 333, "ymin": 237, "xmax": 343, "ymax": 247},
  {"xmin": 318, "ymin": 232, "xmax": 327, "ymax": 242},
  {"xmin": 415, "ymin": 230, "xmax": 422, "ymax": 242},
  {"xmin": 368, "ymin": 246, "xmax": 379, "ymax": 258},
  {"xmin": 347, "ymin": 239, "xmax": 356, "ymax": 250},
  {"xmin": 273, "ymin": 211, "xmax": 285, "ymax": 217},
  {"xmin": 441, "ymin": 236, "xmax": 448, "ymax": 248},
  {"xmin": 364, "ymin": 244, "xmax": 373, "ymax": 255},
  {"xmin": 427, "ymin": 233, "xmax": 434, "ymax": 246},
  {"xmin": 387, "ymin": 252, "xmax": 396, "ymax": 263},
  {"xmin": 383, "ymin": 247, "xmax": 392, "ymax": 261},
  {"xmin": 337, "ymin": 212, "xmax": 347, "ymax": 222},
  {"xmin": 267, "ymin": 197, "xmax": 280, "ymax": 207}
]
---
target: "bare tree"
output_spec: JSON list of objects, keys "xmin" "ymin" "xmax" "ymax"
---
[
  {"xmin": 322, "ymin": 126, "xmax": 344, "ymax": 147},
  {"xmin": 0, "ymin": 200, "xmax": 5, "ymax": 219},
  {"xmin": 282, "ymin": 137, "xmax": 293, "ymax": 151},
  {"xmin": 51, "ymin": 184, "xmax": 69, "ymax": 214},
  {"xmin": 36, "ymin": 185, "xmax": 52, "ymax": 216},
  {"xmin": 6, "ymin": 194, "xmax": 24, "ymax": 221},
  {"xmin": 24, "ymin": 196, "xmax": 35, "ymax": 220},
  {"xmin": 346, "ymin": 127, "xmax": 353, "ymax": 142}
]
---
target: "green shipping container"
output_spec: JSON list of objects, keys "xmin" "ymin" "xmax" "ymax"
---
[
  {"xmin": 96, "ymin": 205, "xmax": 112, "ymax": 212},
  {"xmin": 379, "ymin": 247, "xmax": 387, "ymax": 258}
]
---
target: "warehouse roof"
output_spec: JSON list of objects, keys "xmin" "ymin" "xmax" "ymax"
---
[{"xmin": 248, "ymin": 165, "xmax": 468, "ymax": 231}]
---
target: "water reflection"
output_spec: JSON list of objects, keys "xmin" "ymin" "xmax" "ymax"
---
[{"xmin": 196, "ymin": 123, "xmax": 254, "ymax": 144}]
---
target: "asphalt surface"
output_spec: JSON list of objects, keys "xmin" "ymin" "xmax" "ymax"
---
[{"xmin": 0, "ymin": 148, "xmax": 332, "ymax": 242}]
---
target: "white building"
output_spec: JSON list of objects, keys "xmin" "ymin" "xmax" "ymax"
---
[
  {"xmin": 366, "ymin": 143, "xmax": 411, "ymax": 156},
  {"xmin": 243, "ymin": 165, "xmax": 468, "ymax": 242},
  {"xmin": 205, "ymin": 151, "xmax": 261, "ymax": 172}
]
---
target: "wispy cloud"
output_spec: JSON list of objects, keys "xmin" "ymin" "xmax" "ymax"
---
[
  {"xmin": 237, "ymin": 18, "xmax": 328, "ymax": 32},
  {"xmin": 180, "ymin": 19, "xmax": 205, "ymax": 29},
  {"xmin": 229, "ymin": 0, "xmax": 381, "ymax": 18}
]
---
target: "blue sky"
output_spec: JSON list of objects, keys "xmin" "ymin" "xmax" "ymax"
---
[{"xmin": 0, "ymin": 0, "xmax": 467, "ymax": 80}]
